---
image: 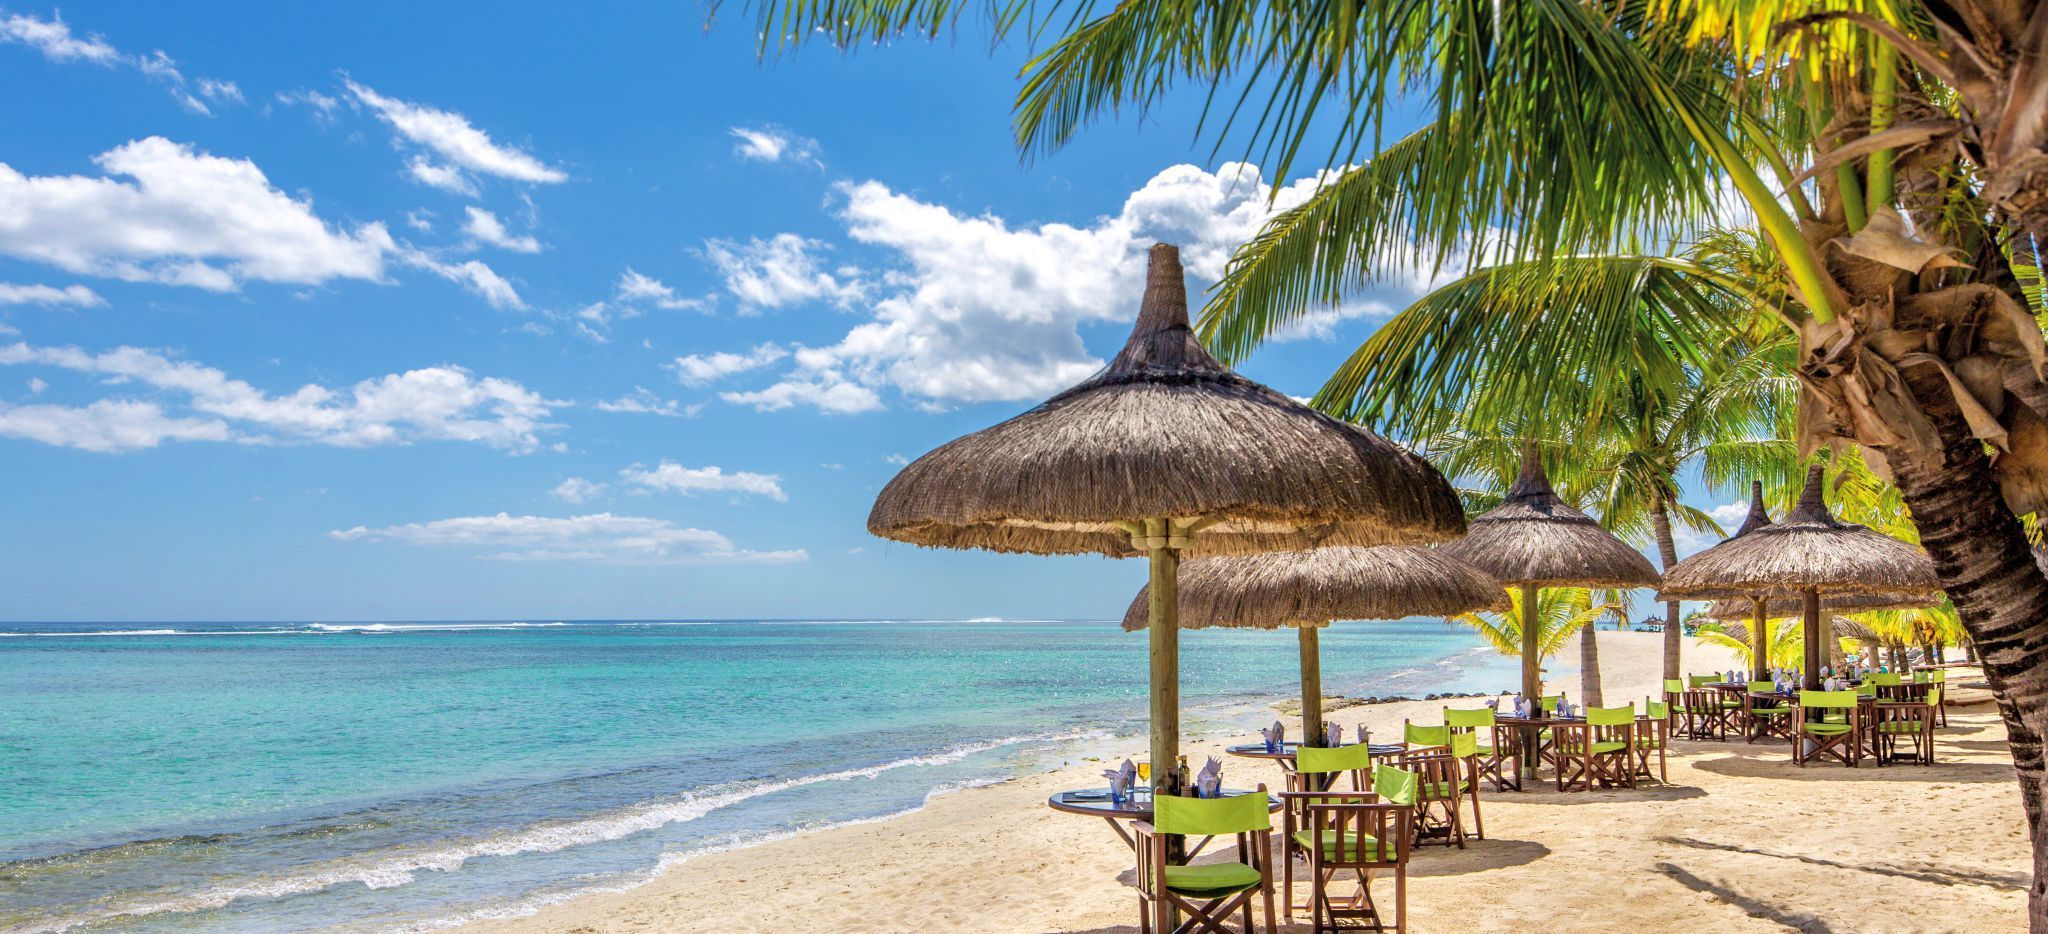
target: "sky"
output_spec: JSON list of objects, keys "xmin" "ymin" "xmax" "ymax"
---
[{"xmin": 0, "ymin": 3, "xmax": 1747, "ymax": 622}]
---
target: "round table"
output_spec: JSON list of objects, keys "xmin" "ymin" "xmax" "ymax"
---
[
  {"xmin": 1224, "ymin": 741, "xmax": 1407, "ymax": 763},
  {"xmin": 1046, "ymin": 787, "xmax": 1282, "ymax": 854}
]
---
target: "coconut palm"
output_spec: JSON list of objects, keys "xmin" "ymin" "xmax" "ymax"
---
[
  {"xmin": 751, "ymin": 0, "xmax": 2048, "ymax": 915},
  {"xmin": 1451, "ymin": 587, "xmax": 1615, "ymax": 695}
]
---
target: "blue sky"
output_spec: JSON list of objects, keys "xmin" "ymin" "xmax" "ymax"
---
[{"xmin": 0, "ymin": 4, "xmax": 1745, "ymax": 622}]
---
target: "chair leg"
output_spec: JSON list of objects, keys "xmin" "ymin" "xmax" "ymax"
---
[{"xmin": 1261, "ymin": 872, "xmax": 1276, "ymax": 934}]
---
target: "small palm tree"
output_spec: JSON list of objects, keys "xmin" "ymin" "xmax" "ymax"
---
[{"xmin": 1452, "ymin": 588, "xmax": 1614, "ymax": 701}]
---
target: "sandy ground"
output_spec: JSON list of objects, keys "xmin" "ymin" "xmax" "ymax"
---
[{"xmin": 475, "ymin": 633, "xmax": 2028, "ymax": 933}]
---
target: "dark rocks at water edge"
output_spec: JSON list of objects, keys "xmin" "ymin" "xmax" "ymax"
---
[{"xmin": 1272, "ymin": 691, "xmax": 1494, "ymax": 715}]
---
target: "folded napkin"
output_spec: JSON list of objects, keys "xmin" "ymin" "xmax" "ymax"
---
[
  {"xmin": 1325, "ymin": 721, "xmax": 1343, "ymax": 747},
  {"xmin": 1194, "ymin": 757, "xmax": 1222, "ymax": 798},
  {"xmin": 1101, "ymin": 758, "xmax": 1136, "ymax": 799},
  {"xmin": 1261, "ymin": 720, "xmax": 1285, "ymax": 751},
  {"xmin": 1356, "ymin": 723, "xmax": 1370, "ymax": 746}
]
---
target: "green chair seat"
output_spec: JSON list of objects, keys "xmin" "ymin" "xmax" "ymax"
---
[
  {"xmin": 1634, "ymin": 734, "xmax": 1665, "ymax": 748},
  {"xmin": 1422, "ymin": 779, "xmax": 1468, "ymax": 799},
  {"xmin": 1749, "ymin": 707, "xmax": 1793, "ymax": 717},
  {"xmin": 1291, "ymin": 829, "xmax": 1393, "ymax": 862},
  {"xmin": 1802, "ymin": 722, "xmax": 1855, "ymax": 735},
  {"xmin": 1877, "ymin": 721, "xmax": 1926, "ymax": 733},
  {"xmin": 1149, "ymin": 862, "xmax": 1263, "ymax": 896},
  {"xmin": 1586, "ymin": 740, "xmax": 1629, "ymax": 755}
]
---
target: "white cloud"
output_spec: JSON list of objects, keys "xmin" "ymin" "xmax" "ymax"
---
[
  {"xmin": 670, "ymin": 344, "xmax": 788, "ymax": 386},
  {"xmin": 405, "ymin": 156, "xmax": 478, "ymax": 196},
  {"xmin": 1270, "ymin": 300, "xmax": 1399, "ymax": 342},
  {"xmin": 1708, "ymin": 500, "xmax": 1752, "ymax": 527},
  {"xmin": 26, "ymin": 377, "xmax": 46, "ymax": 394},
  {"xmin": 462, "ymin": 207, "xmax": 540, "ymax": 253},
  {"xmin": 593, "ymin": 387, "xmax": 695, "ymax": 417},
  {"xmin": 883, "ymin": 453, "xmax": 909, "ymax": 465},
  {"xmin": 551, "ymin": 477, "xmax": 606, "ymax": 503},
  {"xmin": 615, "ymin": 268, "xmax": 708, "ymax": 311},
  {"xmin": 329, "ymin": 512, "xmax": 806, "ymax": 565},
  {"xmin": 729, "ymin": 126, "xmax": 822, "ymax": 167},
  {"xmin": 619, "ymin": 461, "xmax": 786, "ymax": 501},
  {"xmin": 404, "ymin": 209, "xmax": 435, "ymax": 232},
  {"xmin": 705, "ymin": 234, "xmax": 863, "ymax": 311},
  {"xmin": 0, "ymin": 283, "xmax": 105, "ymax": 307},
  {"xmin": 0, "ymin": 11, "xmax": 117, "ymax": 63},
  {"xmin": 0, "ymin": 137, "xmax": 395, "ymax": 290},
  {"xmin": 1, "ymin": 12, "xmax": 229, "ymax": 115},
  {"xmin": 276, "ymin": 88, "xmax": 340, "ymax": 123},
  {"xmin": 723, "ymin": 162, "xmax": 1446, "ymax": 414},
  {"xmin": 346, "ymin": 80, "xmax": 566, "ymax": 193},
  {"xmin": 401, "ymin": 252, "xmax": 524, "ymax": 309},
  {"xmin": 0, "ymin": 341, "xmax": 557, "ymax": 452}
]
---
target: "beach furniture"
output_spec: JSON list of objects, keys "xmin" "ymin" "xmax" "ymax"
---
[
  {"xmin": 1676, "ymin": 688, "xmax": 1730, "ymax": 740},
  {"xmin": 1742, "ymin": 681, "xmax": 1795, "ymax": 742},
  {"xmin": 1281, "ymin": 743, "xmax": 1374, "ymax": 915},
  {"xmin": 1283, "ymin": 763, "xmax": 1416, "ymax": 933},
  {"xmin": 1916, "ymin": 668, "xmax": 1949, "ymax": 725},
  {"xmin": 1439, "ymin": 443, "xmax": 1661, "ymax": 780},
  {"xmin": 1382, "ymin": 749, "xmax": 1466, "ymax": 849},
  {"xmin": 1636, "ymin": 698, "xmax": 1670, "ymax": 782},
  {"xmin": 1794, "ymin": 689, "xmax": 1864, "ymax": 767},
  {"xmin": 1134, "ymin": 785, "xmax": 1278, "ymax": 934},
  {"xmin": 1659, "ymin": 466, "xmax": 1940, "ymax": 692},
  {"xmin": 1553, "ymin": 704, "xmax": 1637, "ymax": 791},
  {"xmin": 1872, "ymin": 685, "xmax": 1940, "ymax": 765},
  {"xmin": 1445, "ymin": 706, "xmax": 1517, "ymax": 792},
  {"xmin": 1047, "ymin": 787, "xmax": 1282, "ymax": 856}
]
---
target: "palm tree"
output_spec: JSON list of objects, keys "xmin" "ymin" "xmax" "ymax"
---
[
  {"xmin": 1451, "ymin": 587, "xmax": 1615, "ymax": 701},
  {"xmin": 750, "ymin": 0, "xmax": 2048, "ymax": 916}
]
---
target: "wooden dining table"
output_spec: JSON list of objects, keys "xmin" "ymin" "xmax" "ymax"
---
[{"xmin": 1045, "ymin": 788, "xmax": 1282, "ymax": 855}]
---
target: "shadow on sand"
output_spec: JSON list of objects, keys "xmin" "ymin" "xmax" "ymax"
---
[
  {"xmin": 1500, "ymin": 783, "xmax": 1707, "ymax": 805},
  {"xmin": 1657, "ymin": 835, "xmax": 2028, "ymax": 890},
  {"xmin": 1688, "ymin": 751, "xmax": 2012, "ymax": 783},
  {"xmin": 1654, "ymin": 861, "xmax": 1836, "ymax": 932}
]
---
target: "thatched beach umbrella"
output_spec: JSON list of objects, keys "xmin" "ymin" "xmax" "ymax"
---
[
  {"xmin": 1120, "ymin": 546, "xmax": 1508, "ymax": 745},
  {"xmin": 869, "ymin": 243, "xmax": 1465, "ymax": 796},
  {"xmin": 1660, "ymin": 464, "xmax": 1939, "ymax": 690},
  {"xmin": 1693, "ymin": 482, "xmax": 1937, "ymax": 680},
  {"xmin": 1438, "ymin": 444, "xmax": 1660, "ymax": 777}
]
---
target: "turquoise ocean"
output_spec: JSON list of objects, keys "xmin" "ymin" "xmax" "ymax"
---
[{"xmin": 0, "ymin": 619, "xmax": 1516, "ymax": 932}]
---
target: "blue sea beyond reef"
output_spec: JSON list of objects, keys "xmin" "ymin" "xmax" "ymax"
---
[{"xmin": 0, "ymin": 618, "xmax": 1517, "ymax": 932}]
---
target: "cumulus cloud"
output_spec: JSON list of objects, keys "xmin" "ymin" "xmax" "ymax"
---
[
  {"xmin": 615, "ymin": 268, "xmax": 708, "ymax": 311},
  {"xmin": 462, "ymin": 207, "xmax": 541, "ymax": 253},
  {"xmin": 0, "ymin": 283, "xmax": 105, "ymax": 307},
  {"xmin": 0, "ymin": 137, "xmax": 395, "ymax": 290},
  {"xmin": 329, "ymin": 512, "xmax": 806, "ymax": 565},
  {"xmin": 719, "ymin": 163, "xmax": 1444, "ymax": 414},
  {"xmin": 551, "ymin": 477, "xmax": 606, "ymax": 503},
  {"xmin": 346, "ymin": 79, "xmax": 566, "ymax": 194},
  {"xmin": 705, "ymin": 234, "xmax": 863, "ymax": 311},
  {"xmin": 0, "ymin": 341, "xmax": 557, "ymax": 452},
  {"xmin": 593, "ymin": 387, "xmax": 694, "ymax": 417},
  {"xmin": 729, "ymin": 126, "xmax": 823, "ymax": 167},
  {"xmin": 618, "ymin": 461, "xmax": 786, "ymax": 501},
  {"xmin": 670, "ymin": 343, "xmax": 788, "ymax": 386}
]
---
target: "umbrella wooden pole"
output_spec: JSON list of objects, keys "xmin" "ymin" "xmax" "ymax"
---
[
  {"xmin": 1299, "ymin": 626, "xmax": 1324, "ymax": 747},
  {"xmin": 1520, "ymin": 583, "xmax": 1541, "ymax": 779},
  {"xmin": 1752, "ymin": 597, "xmax": 1770, "ymax": 682},
  {"xmin": 1802, "ymin": 587, "xmax": 1822, "ymax": 691},
  {"xmin": 1143, "ymin": 518, "xmax": 1184, "ymax": 870}
]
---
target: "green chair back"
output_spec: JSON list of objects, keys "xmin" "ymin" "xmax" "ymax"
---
[
  {"xmin": 1646, "ymin": 699, "xmax": 1669, "ymax": 719},
  {"xmin": 1449, "ymin": 732, "xmax": 1479, "ymax": 759},
  {"xmin": 1587, "ymin": 705, "xmax": 1635, "ymax": 727},
  {"xmin": 1444, "ymin": 707, "xmax": 1495, "ymax": 728},
  {"xmin": 1917, "ymin": 669, "xmax": 1946, "ymax": 684},
  {"xmin": 1371, "ymin": 764, "xmax": 1418, "ymax": 807},
  {"xmin": 1154, "ymin": 789, "xmax": 1271, "ymax": 836},
  {"xmin": 1540, "ymin": 695, "xmax": 1565, "ymax": 712},
  {"xmin": 1688, "ymin": 674, "xmax": 1719, "ymax": 688},
  {"xmin": 1869, "ymin": 672, "xmax": 1903, "ymax": 686},
  {"xmin": 1404, "ymin": 722, "xmax": 1449, "ymax": 747},
  {"xmin": 1296, "ymin": 743, "xmax": 1372, "ymax": 775},
  {"xmin": 1855, "ymin": 682, "xmax": 1878, "ymax": 697},
  {"xmin": 1747, "ymin": 680, "xmax": 1774, "ymax": 693},
  {"xmin": 1800, "ymin": 690, "xmax": 1859, "ymax": 709},
  {"xmin": 1928, "ymin": 685, "xmax": 1944, "ymax": 706},
  {"xmin": 1662, "ymin": 678, "xmax": 1684, "ymax": 694}
]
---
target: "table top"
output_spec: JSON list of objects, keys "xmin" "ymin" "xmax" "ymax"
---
[
  {"xmin": 1045, "ymin": 788, "xmax": 1282, "ymax": 819},
  {"xmin": 1224, "ymin": 742, "xmax": 1406, "ymax": 760}
]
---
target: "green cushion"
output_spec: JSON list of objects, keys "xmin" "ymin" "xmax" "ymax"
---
[
  {"xmin": 1422, "ymin": 779, "xmax": 1469, "ymax": 799},
  {"xmin": 1589, "ymin": 740, "xmax": 1629, "ymax": 755},
  {"xmin": 1749, "ymin": 707, "xmax": 1793, "ymax": 717},
  {"xmin": 1292, "ymin": 829, "xmax": 1392, "ymax": 862},
  {"xmin": 1878, "ymin": 721, "xmax": 1926, "ymax": 733},
  {"xmin": 1802, "ymin": 722, "xmax": 1855, "ymax": 735},
  {"xmin": 1151, "ymin": 862, "xmax": 1262, "ymax": 896}
]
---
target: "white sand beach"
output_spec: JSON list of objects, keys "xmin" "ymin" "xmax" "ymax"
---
[{"xmin": 475, "ymin": 632, "xmax": 2027, "ymax": 933}]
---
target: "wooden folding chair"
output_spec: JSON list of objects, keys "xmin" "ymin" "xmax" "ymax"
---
[
  {"xmin": 1287, "ymin": 764, "xmax": 1416, "ymax": 934},
  {"xmin": 1794, "ymin": 690, "xmax": 1863, "ymax": 768},
  {"xmin": 1741, "ymin": 682, "xmax": 1795, "ymax": 743},
  {"xmin": 1915, "ymin": 670, "xmax": 1949, "ymax": 726},
  {"xmin": 1383, "ymin": 750, "xmax": 1465, "ymax": 849},
  {"xmin": 1281, "ymin": 743, "xmax": 1372, "ymax": 914},
  {"xmin": 1872, "ymin": 686, "xmax": 1938, "ymax": 766},
  {"xmin": 1676, "ymin": 688, "xmax": 1729, "ymax": 741},
  {"xmin": 1135, "ymin": 788, "xmax": 1278, "ymax": 934},
  {"xmin": 1635, "ymin": 699, "xmax": 1670, "ymax": 783},
  {"xmin": 1445, "ymin": 706, "xmax": 1517, "ymax": 792},
  {"xmin": 1554, "ymin": 705, "xmax": 1636, "ymax": 791}
]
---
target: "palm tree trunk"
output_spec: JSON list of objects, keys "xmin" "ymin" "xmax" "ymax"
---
[
  {"xmin": 1878, "ymin": 376, "xmax": 2048, "ymax": 931},
  {"xmin": 1652, "ymin": 498, "xmax": 1683, "ymax": 680},
  {"xmin": 1579, "ymin": 616, "xmax": 1603, "ymax": 706}
]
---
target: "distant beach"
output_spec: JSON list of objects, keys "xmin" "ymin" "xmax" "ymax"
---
[{"xmin": 0, "ymin": 618, "xmax": 1515, "ymax": 932}]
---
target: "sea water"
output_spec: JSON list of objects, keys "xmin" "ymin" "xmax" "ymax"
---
[{"xmin": 0, "ymin": 619, "xmax": 1514, "ymax": 931}]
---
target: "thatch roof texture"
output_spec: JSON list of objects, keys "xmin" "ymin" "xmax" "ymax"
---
[
  {"xmin": 1120, "ymin": 546, "xmax": 1510, "ymax": 631},
  {"xmin": 1437, "ymin": 445, "xmax": 1661, "ymax": 588},
  {"xmin": 1701, "ymin": 590, "xmax": 1941, "ymax": 621},
  {"xmin": 1659, "ymin": 465, "xmax": 1939, "ymax": 600},
  {"xmin": 868, "ymin": 243, "xmax": 1465, "ymax": 558}
]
